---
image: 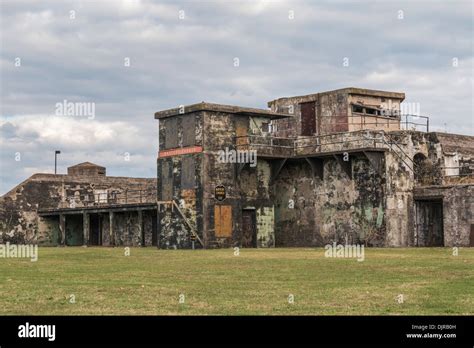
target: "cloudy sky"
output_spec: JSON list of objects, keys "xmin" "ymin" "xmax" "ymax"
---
[{"xmin": 0, "ymin": 0, "xmax": 472, "ymax": 194}]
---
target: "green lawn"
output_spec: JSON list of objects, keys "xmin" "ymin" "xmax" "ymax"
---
[{"xmin": 0, "ymin": 247, "xmax": 473, "ymax": 315}]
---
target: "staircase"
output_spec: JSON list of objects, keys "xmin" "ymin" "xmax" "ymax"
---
[{"xmin": 157, "ymin": 200, "xmax": 204, "ymax": 247}]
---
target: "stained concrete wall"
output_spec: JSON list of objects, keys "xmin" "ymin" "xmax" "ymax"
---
[
  {"xmin": 268, "ymin": 88, "xmax": 404, "ymax": 137},
  {"xmin": 201, "ymin": 111, "xmax": 240, "ymax": 247},
  {"xmin": 157, "ymin": 112, "xmax": 204, "ymax": 249},
  {"xmin": 383, "ymin": 131, "xmax": 473, "ymax": 246},
  {"xmin": 0, "ymin": 173, "xmax": 156, "ymax": 244},
  {"xmin": 414, "ymin": 185, "xmax": 473, "ymax": 246},
  {"xmin": 155, "ymin": 105, "xmax": 473, "ymax": 249},
  {"xmin": 272, "ymin": 156, "xmax": 385, "ymax": 247},
  {"xmin": 239, "ymin": 160, "xmax": 275, "ymax": 247}
]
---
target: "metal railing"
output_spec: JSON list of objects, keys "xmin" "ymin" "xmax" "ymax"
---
[
  {"xmin": 235, "ymin": 129, "xmax": 389, "ymax": 154},
  {"xmin": 400, "ymin": 114, "xmax": 430, "ymax": 132},
  {"xmin": 234, "ymin": 129, "xmax": 422, "ymax": 173},
  {"xmin": 59, "ymin": 188, "xmax": 157, "ymax": 209}
]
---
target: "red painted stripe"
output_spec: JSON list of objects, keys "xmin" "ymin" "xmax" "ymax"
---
[{"xmin": 158, "ymin": 146, "xmax": 203, "ymax": 158}]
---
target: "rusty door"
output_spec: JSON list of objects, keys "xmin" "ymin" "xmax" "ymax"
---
[
  {"xmin": 300, "ymin": 102, "xmax": 316, "ymax": 136},
  {"xmin": 215, "ymin": 205, "xmax": 232, "ymax": 238},
  {"xmin": 241, "ymin": 210, "xmax": 256, "ymax": 248},
  {"xmin": 235, "ymin": 117, "xmax": 249, "ymax": 149},
  {"xmin": 415, "ymin": 200, "xmax": 444, "ymax": 246}
]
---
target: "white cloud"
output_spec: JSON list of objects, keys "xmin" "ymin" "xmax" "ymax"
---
[{"xmin": 0, "ymin": 0, "xmax": 472, "ymax": 194}]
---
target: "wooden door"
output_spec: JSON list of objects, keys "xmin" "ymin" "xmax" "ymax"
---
[{"xmin": 215, "ymin": 205, "xmax": 232, "ymax": 238}]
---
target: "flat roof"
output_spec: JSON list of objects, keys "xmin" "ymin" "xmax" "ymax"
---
[
  {"xmin": 268, "ymin": 87, "xmax": 406, "ymax": 106},
  {"xmin": 154, "ymin": 102, "xmax": 293, "ymax": 119}
]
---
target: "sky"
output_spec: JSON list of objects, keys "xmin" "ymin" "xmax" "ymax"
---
[{"xmin": 0, "ymin": 0, "xmax": 473, "ymax": 195}]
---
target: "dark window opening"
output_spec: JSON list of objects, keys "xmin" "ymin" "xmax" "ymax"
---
[
  {"xmin": 352, "ymin": 105, "xmax": 364, "ymax": 113},
  {"xmin": 365, "ymin": 107, "xmax": 377, "ymax": 115}
]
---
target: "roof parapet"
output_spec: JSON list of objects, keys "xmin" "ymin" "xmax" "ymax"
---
[{"xmin": 154, "ymin": 102, "xmax": 293, "ymax": 119}]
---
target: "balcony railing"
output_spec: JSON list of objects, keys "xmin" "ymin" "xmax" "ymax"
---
[
  {"xmin": 57, "ymin": 188, "xmax": 157, "ymax": 209},
  {"xmin": 235, "ymin": 130, "xmax": 389, "ymax": 158}
]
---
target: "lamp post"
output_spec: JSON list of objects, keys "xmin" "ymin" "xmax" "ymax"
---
[{"xmin": 54, "ymin": 150, "xmax": 61, "ymax": 174}]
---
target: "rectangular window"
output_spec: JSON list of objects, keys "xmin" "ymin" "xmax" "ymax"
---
[
  {"xmin": 94, "ymin": 189, "xmax": 108, "ymax": 203},
  {"xmin": 352, "ymin": 105, "xmax": 364, "ymax": 113},
  {"xmin": 365, "ymin": 107, "xmax": 377, "ymax": 115}
]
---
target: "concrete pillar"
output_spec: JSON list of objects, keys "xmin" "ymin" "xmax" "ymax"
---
[
  {"xmin": 109, "ymin": 211, "xmax": 115, "ymax": 246},
  {"xmin": 59, "ymin": 214, "xmax": 66, "ymax": 246},
  {"xmin": 83, "ymin": 212, "xmax": 89, "ymax": 246},
  {"xmin": 138, "ymin": 210, "xmax": 143, "ymax": 246}
]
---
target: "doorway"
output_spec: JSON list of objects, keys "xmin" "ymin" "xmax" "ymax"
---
[
  {"xmin": 470, "ymin": 224, "xmax": 474, "ymax": 247},
  {"xmin": 241, "ymin": 209, "xmax": 257, "ymax": 248},
  {"xmin": 89, "ymin": 214, "xmax": 102, "ymax": 245},
  {"xmin": 300, "ymin": 102, "xmax": 316, "ymax": 136},
  {"xmin": 415, "ymin": 199, "xmax": 444, "ymax": 246},
  {"xmin": 152, "ymin": 211, "xmax": 158, "ymax": 246}
]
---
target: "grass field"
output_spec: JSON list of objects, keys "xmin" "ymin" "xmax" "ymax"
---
[{"xmin": 0, "ymin": 247, "xmax": 473, "ymax": 315}]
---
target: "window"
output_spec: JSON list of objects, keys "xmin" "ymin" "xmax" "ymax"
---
[
  {"xmin": 365, "ymin": 107, "xmax": 377, "ymax": 115},
  {"xmin": 352, "ymin": 104, "xmax": 383, "ymax": 116},
  {"xmin": 352, "ymin": 105, "xmax": 364, "ymax": 113},
  {"xmin": 94, "ymin": 189, "xmax": 108, "ymax": 203}
]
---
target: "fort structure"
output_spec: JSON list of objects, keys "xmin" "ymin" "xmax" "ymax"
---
[{"xmin": 1, "ymin": 88, "xmax": 473, "ymax": 248}]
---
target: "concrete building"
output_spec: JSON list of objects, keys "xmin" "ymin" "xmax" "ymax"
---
[
  {"xmin": 1, "ymin": 87, "xmax": 473, "ymax": 248},
  {"xmin": 0, "ymin": 162, "xmax": 157, "ymax": 246},
  {"xmin": 155, "ymin": 88, "xmax": 474, "ymax": 249}
]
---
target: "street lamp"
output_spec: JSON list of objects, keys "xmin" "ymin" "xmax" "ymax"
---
[{"xmin": 54, "ymin": 150, "xmax": 61, "ymax": 174}]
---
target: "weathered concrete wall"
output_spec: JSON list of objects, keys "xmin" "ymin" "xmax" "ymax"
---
[
  {"xmin": 347, "ymin": 94, "xmax": 401, "ymax": 132},
  {"xmin": 239, "ymin": 160, "xmax": 275, "ymax": 247},
  {"xmin": 272, "ymin": 155, "xmax": 385, "ymax": 247},
  {"xmin": 0, "ymin": 172, "xmax": 155, "ymax": 244},
  {"xmin": 414, "ymin": 185, "xmax": 473, "ymax": 246},
  {"xmin": 37, "ymin": 216, "xmax": 60, "ymax": 245},
  {"xmin": 384, "ymin": 131, "xmax": 473, "ymax": 246},
  {"xmin": 268, "ymin": 88, "xmax": 404, "ymax": 137},
  {"xmin": 157, "ymin": 112, "xmax": 204, "ymax": 249},
  {"xmin": 201, "ymin": 111, "xmax": 240, "ymax": 247}
]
